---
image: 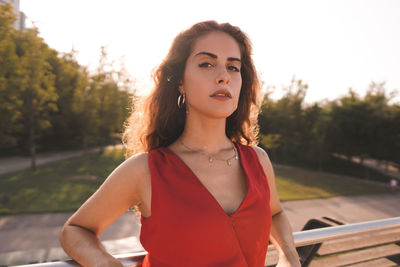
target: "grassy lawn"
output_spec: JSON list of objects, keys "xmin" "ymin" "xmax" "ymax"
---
[
  {"xmin": 0, "ymin": 149, "xmax": 126, "ymax": 215},
  {"xmin": 0, "ymin": 149, "xmax": 395, "ymax": 215},
  {"xmin": 274, "ymin": 165, "xmax": 394, "ymax": 201}
]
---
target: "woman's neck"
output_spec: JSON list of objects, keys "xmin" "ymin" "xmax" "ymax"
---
[{"xmin": 179, "ymin": 113, "xmax": 232, "ymax": 154}]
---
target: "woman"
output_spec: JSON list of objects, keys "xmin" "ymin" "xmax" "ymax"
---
[{"xmin": 60, "ymin": 20, "xmax": 300, "ymax": 267}]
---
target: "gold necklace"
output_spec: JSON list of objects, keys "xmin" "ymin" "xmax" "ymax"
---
[{"xmin": 180, "ymin": 139, "xmax": 239, "ymax": 166}]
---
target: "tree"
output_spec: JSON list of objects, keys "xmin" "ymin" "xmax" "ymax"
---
[
  {"xmin": 363, "ymin": 82, "xmax": 399, "ymax": 167},
  {"xmin": 259, "ymin": 77, "xmax": 309, "ymax": 164},
  {"xmin": 88, "ymin": 47, "xmax": 131, "ymax": 151},
  {"xmin": 326, "ymin": 83, "xmax": 398, "ymax": 170},
  {"xmin": 309, "ymin": 102, "xmax": 334, "ymax": 170},
  {"xmin": 388, "ymin": 104, "xmax": 400, "ymax": 164},
  {"xmin": 13, "ymin": 28, "xmax": 58, "ymax": 169},
  {"xmin": 0, "ymin": 3, "xmax": 21, "ymax": 153},
  {"xmin": 327, "ymin": 89, "xmax": 371, "ymax": 163},
  {"xmin": 42, "ymin": 49, "xmax": 90, "ymax": 150}
]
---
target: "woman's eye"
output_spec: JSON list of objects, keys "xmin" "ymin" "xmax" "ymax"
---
[
  {"xmin": 198, "ymin": 62, "xmax": 213, "ymax": 68},
  {"xmin": 228, "ymin": 65, "xmax": 240, "ymax": 72}
]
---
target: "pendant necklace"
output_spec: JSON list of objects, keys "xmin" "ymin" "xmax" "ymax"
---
[{"xmin": 180, "ymin": 139, "xmax": 239, "ymax": 166}]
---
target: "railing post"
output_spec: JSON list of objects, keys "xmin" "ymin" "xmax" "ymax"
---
[{"xmin": 296, "ymin": 217, "xmax": 345, "ymax": 267}]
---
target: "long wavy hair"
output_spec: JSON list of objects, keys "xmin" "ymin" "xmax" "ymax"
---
[{"xmin": 122, "ymin": 20, "xmax": 261, "ymax": 157}]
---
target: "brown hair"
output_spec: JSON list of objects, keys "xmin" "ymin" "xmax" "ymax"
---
[{"xmin": 122, "ymin": 20, "xmax": 260, "ymax": 157}]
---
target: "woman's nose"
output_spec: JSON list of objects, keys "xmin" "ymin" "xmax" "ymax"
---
[{"xmin": 215, "ymin": 65, "xmax": 230, "ymax": 85}]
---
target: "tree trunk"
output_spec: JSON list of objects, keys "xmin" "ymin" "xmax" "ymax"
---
[
  {"xmin": 317, "ymin": 152, "xmax": 323, "ymax": 171},
  {"xmin": 30, "ymin": 140, "xmax": 36, "ymax": 170},
  {"xmin": 29, "ymin": 98, "xmax": 36, "ymax": 171}
]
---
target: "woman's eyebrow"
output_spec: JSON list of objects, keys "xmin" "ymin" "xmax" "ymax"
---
[{"xmin": 194, "ymin": 51, "xmax": 241, "ymax": 63}]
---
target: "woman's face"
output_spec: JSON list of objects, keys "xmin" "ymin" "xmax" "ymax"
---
[{"xmin": 180, "ymin": 31, "xmax": 242, "ymax": 119}]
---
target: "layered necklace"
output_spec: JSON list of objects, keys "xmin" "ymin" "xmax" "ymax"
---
[{"xmin": 180, "ymin": 139, "xmax": 239, "ymax": 166}]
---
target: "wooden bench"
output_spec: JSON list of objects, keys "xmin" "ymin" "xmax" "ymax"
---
[{"xmin": 266, "ymin": 217, "xmax": 400, "ymax": 267}]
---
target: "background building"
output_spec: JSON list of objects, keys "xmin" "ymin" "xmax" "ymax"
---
[{"xmin": 0, "ymin": 0, "xmax": 26, "ymax": 30}]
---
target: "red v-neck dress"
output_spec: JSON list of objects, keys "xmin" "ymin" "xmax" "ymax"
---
[{"xmin": 139, "ymin": 142, "xmax": 272, "ymax": 267}]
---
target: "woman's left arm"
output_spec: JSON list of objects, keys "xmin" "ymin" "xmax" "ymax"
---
[
  {"xmin": 269, "ymin": 211, "xmax": 300, "ymax": 266},
  {"xmin": 252, "ymin": 146, "xmax": 300, "ymax": 267}
]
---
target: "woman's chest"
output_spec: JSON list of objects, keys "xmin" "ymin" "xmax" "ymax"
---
[{"xmin": 191, "ymin": 162, "xmax": 248, "ymax": 215}]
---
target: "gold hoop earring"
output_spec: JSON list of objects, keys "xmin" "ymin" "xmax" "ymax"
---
[{"xmin": 177, "ymin": 93, "xmax": 185, "ymax": 109}]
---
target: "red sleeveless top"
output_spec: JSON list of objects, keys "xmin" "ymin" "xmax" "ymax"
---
[{"xmin": 139, "ymin": 142, "xmax": 272, "ymax": 267}]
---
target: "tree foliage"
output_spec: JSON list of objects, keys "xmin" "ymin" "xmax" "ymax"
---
[
  {"xmin": 259, "ymin": 78, "xmax": 400, "ymax": 178},
  {"xmin": 0, "ymin": 3, "xmax": 19, "ymax": 149},
  {"xmin": 1, "ymin": 4, "xmax": 398, "ymax": 178},
  {"xmin": 0, "ymin": 6, "xmax": 134, "ymax": 165}
]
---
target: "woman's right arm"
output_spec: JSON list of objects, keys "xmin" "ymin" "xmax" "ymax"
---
[{"xmin": 60, "ymin": 152, "xmax": 149, "ymax": 267}]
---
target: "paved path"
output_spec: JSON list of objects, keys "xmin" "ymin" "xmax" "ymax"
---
[
  {"xmin": 333, "ymin": 154, "xmax": 400, "ymax": 180},
  {"xmin": 282, "ymin": 193, "xmax": 400, "ymax": 231},
  {"xmin": 0, "ymin": 145, "xmax": 123, "ymax": 175},
  {"xmin": 1, "ymin": 193, "xmax": 399, "ymax": 266}
]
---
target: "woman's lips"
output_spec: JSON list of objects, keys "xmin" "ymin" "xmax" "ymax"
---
[
  {"xmin": 210, "ymin": 95, "xmax": 231, "ymax": 100},
  {"xmin": 210, "ymin": 89, "xmax": 232, "ymax": 99}
]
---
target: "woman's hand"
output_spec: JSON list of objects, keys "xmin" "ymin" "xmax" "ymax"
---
[
  {"xmin": 94, "ymin": 258, "xmax": 123, "ymax": 267},
  {"xmin": 276, "ymin": 255, "xmax": 301, "ymax": 267},
  {"xmin": 60, "ymin": 153, "xmax": 149, "ymax": 266}
]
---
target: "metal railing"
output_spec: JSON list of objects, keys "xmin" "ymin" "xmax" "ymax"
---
[
  {"xmin": 293, "ymin": 216, "xmax": 400, "ymax": 247},
  {"xmin": 16, "ymin": 217, "xmax": 400, "ymax": 267}
]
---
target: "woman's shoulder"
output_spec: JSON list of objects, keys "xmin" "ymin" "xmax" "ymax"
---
[
  {"xmin": 110, "ymin": 152, "xmax": 151, "ymax": 203},
  {"xmin": 236, "ymin": 143, "xmax": 271, "ymax": 166},
  {"xmin": 249, "ymin": 145, "xmax": 270, "ymax": 161},
  {"xmin": 122, "ymin": 151, "xmax": 150, "ymax": 177},
  {"xmin": 105, "ymin": 151, "xmax": 150, "ymax": 191},
  {"xmin": 247, "ymin": 145, "xmax": 274, "ymax": 174},
  {"xmin": 125, "ymin": 151, "xmax": 149, "ymax": 162}
]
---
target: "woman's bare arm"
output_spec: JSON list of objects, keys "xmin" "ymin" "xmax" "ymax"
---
[
  {"xmin": 251, "ymin": 146, "xmax": 300, "ymax": 266},
  {"xmin": 269, "ymin": 211, "xmax": 300, "ymax": 266},
  {"xmin": 60, "ymin": 152, "xmax": 149, "ymax": 267}
]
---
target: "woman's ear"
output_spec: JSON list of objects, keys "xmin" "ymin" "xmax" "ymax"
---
[{"xmin": 178, "ymin": 81, "xmax": 184, "ymax": 94}]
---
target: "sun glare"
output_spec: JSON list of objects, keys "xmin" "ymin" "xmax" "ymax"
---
[{"xmin": 19, "ymin": 0, "xmax": 400, "ymax": 103}]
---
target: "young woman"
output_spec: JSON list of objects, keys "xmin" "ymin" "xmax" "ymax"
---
[{"xmin": 60, "ymin": 21, "xmax": 300, "ymax": 267}]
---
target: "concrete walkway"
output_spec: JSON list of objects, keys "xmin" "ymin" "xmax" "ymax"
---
[
  {"xmin": 0, "ymin": 145, "xmax": 123, "ymax": 175},
  {"xmin": 0, "ymin": 192, "xmax": 399, "ymax": 266},
  {"xmin": 333, "ymin": 154, "xmax": 400, "ymax": 180}
]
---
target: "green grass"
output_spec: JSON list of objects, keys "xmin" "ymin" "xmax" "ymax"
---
[
  {"xmin": 274, "ymin": 165, "xmax": 394, "ymax": 201},
  {"xmin": 0, "ymin": 149, "xmax": 396, "ymax": 215},
  {"xmin": 0, "ymin": 149, "xmax": 125, "ymax": 215}
]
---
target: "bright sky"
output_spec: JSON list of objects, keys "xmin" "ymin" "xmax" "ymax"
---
[{"xmin": 20, "ymin": 0, "xmax": 400, "ymax": 104}]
